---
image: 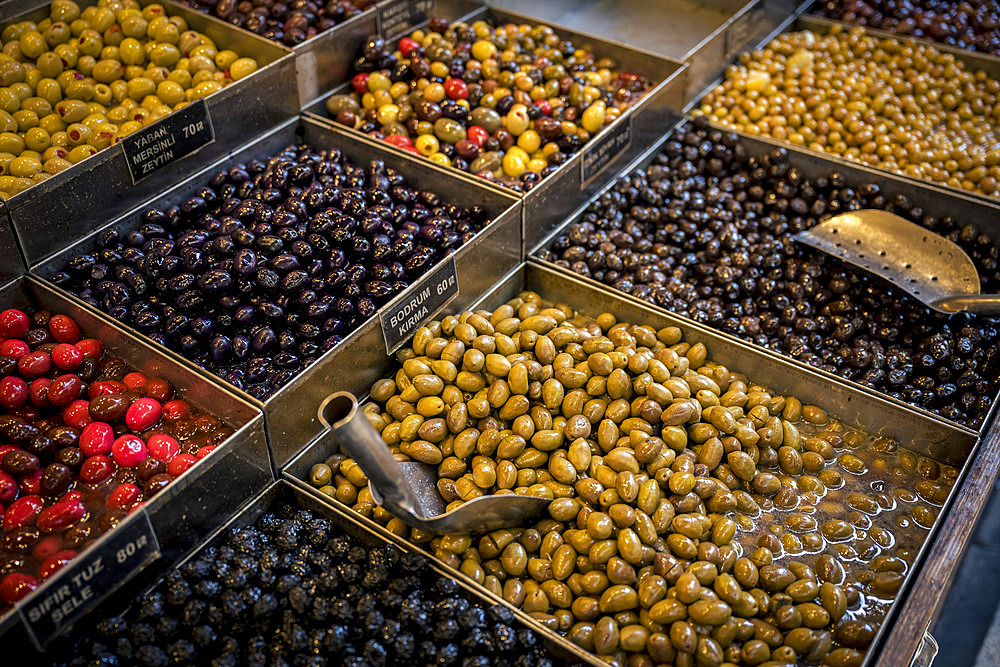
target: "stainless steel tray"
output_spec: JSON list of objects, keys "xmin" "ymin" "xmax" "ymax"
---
[
  {"xmin": 692, "ymin": 13, "xmax": 1000, "ymax": 209},
  {"xmin": 302, "ymin": 5, "xmax": 688, "ymax": 256},
  {"xmin": 530, "ymin": 117, "xmax": 1000, "ymax": 437},
  {"xmin": 32, "ymin": 115, "xmax": 523, "ymax": 469},
  {"xmin": 158, "ymin": 0, "xmax": 378, "ymax": 111},
  {"xmin": 800, "ymin": 11, "xmax": 1000, "ymax": 77},
  {"xmin": 283, "ymin": 260, "xmax": 985, "ymax": 667},
  {"xmin": 3, "ymin": 0, "xmax": 299, "ymax": 269},
  {"xmin": 125, "ymin": 478, "xmax": 595, "ymax": 665},
  {"xmin": 0, "ymin": 274, "xmax": 270, "ymax": 648},
  {"xmin": 0, "ymin": 215, "xmax": 24, "ymax": 292},
  {"xmin": 486, "ymin": 0, "xmax": 777, "ymax": 103}
]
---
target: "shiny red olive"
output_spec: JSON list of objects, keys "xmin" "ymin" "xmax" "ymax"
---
[
  {"xmin": 107, "ymin": 483, "xmax": 141, "ymax": 510},
  {"xmin": 17, "ymin": 351, "xmax": 51, "ymax": 377},
  {"xmin": 79, "ymin": 422, "xmax": 114, "ymax": 456},
  {"xmin": 0, "ymin": 573, "xmax": 39, "ymax": 604},
  {"xmin": 47, "ymin": 374, "xmax": 83, "ymax": 407},
  {"xmin": 122, "ymin": 372, "xmax": 147, "ymax": 391},
  {"xmin": 48, "ymin": 314, "xmax": 82, "ymax": 344},
  {"xmin": 0, "ymin": 309, "xmax": 29, "ymax": 338},
  {"xmin": 79, "ymin": 455, "xmax": 115, "ymax": 484},
  {"xmin": 74, "ymin": 338, "xmax": 102, "ymax": 358},
  {"xmin": 0, "ymin": 376, "xmax": 28, "ymax": 408},
  {"xmin": 29, "ymin": 378, "xmax": 52, "ymax": 407},
  {"xmin": 125, "ymin": 398, "xmax": 162, "ymax": 431},
  {"xmin": 112, "ymin": 435, "xmax": 147, "ymax": 468},
  {"xmin": 51, "ymin": 343, "xmax": 83, "ymax": 370},
  {"xmin": 161, "ymin": 400, "xmax": 191, "ymax": 421},
  {"xmin": 147, "ymin": 434, "xmax": 180, "ymax": 462},
  {"xmin": 0, "ymin": 339, "xmax": 28, "ymax": 358},
  {"xmin": 2, "ymin": 495, "xmax": 43, "ymax": 531},
  {"xmin": 167, "ymin": 454, "xmax": 197, "ymax": 477},
  {"xmin": 62, "ymin": 399, "xmax": 93, "ymax": 430},
  {"xmin": 36, "ymin": 499, "xmax": 86, "ymax": 532},
  {"xmin": 38, "ymin": 550, "xmax": 77, "ymax": 580},
  {"xmin": 87, "ymin": 380, "xmax": 126, "ymax": 399}
]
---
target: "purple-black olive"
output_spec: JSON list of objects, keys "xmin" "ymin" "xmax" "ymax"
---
[
  {"xmin": 252, "ymin": 327, "xmax": 276, "ymax": 353},
  {"xmin": 210, "ymin": 335, "xmax": 232, "ymax": 361},
  {"xmin": 198, "ymin": 269, "xmax": 233, "ymax": 293},
  {"xmin": 55, "ymin": 143, "xmax": 486, "ymax": 396}
]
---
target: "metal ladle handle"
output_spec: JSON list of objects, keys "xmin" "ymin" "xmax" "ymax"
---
[
  {"xmin": 317, "ymin": 391, "xmax": 425, "ymax": 519},
  {"xmin": 931, "ymin": 294, "xmax": 1000, "ymax": 315}
]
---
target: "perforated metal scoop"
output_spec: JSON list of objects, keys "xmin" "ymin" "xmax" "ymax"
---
[
  {"xmin": 318, "ymin": 392, "xmax": 549, "ymax": 534},
  {"xmin": 793, "ymin": 210, "xmax": 1000, "ymax": 315}
]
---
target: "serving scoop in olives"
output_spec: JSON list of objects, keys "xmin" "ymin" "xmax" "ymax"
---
[{"xmin": 318, "ymin": 391, "xmax": 549, "ymax": 534}]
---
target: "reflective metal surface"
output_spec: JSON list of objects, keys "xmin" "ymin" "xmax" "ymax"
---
[
  {"xmin": 0, "ymin": 215, "xmax": 24, "ymax": 291},
  {"xmin": 5, "ymin": 0, "xmax": 299, "ymax": 268},
  {"xmin": 0, "ymin": 275, "xmax": 270, "ymax": 645},
  {"xmin": 795, "ymin": 211, "xmax": 1000, "ymax": 315},
  {"xmin": 303, "ymin": 5, "xmax": 688, "ymax": 256},
  {"xmin": 692, "ymin": 14, "xmax": 1000, "ymax": 210},
  {"xmin": 318, "ymin": 391, "xmax": 549, "ymax": 533},
  {"xmin": 288, "ymin": 7, "xmax": 378, "ymax": 108},
  {"xmin": 32, "ymin": 115, "xmax": 522, "ymax": 469}
]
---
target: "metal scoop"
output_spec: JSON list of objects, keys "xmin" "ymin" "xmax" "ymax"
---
[
  {"xmin": 793, "ymin": 210, "xmax": 1000, "ymax": 315},
  {"xmin": 318, "ymin": 391, "xmax": 550, "ymax": 534}
]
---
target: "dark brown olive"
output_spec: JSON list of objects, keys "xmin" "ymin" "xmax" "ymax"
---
[
  {"xmin": 88, "ymin": 394, "xmax": 130, "ymax": 422},
  {"xmin": 144, "ymin": 473, "xmax": 174, "ymax": 498},
  {"xmin": 55, "ymin": 447, "xmax": 84, "ymax": 469},
  {"xmin": 40, "ymin": 463, "xmax": 73, "ymax": 496},
  {"xmin": 1, "ymin": 450, "xmax": 40, "ymax": 476}
]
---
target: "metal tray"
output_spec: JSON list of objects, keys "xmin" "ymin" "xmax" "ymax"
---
[
  {"xmin": 32, "ymin": 115, "xmax": 522, "ymax": 469},
  {"xmin": 2, "ymin": 0, "xmax": 299, "ymax": 269},
  {"xmin": 530, "ymin": 116, "xmax": 1000, "ymax": 437},
  {"xmin": 803, "ymin": 2, "xmax": 1000, "ymax": 64},
  {"xmin": 485, "ymin": 0, "xmax": 777, "ymax": 103},
  {"xmin": 162, "ymin": 0, "xmax": 483, "ymax": 110},
  {"xmin": 0, "ymin": 274, "xmax": 270, "ymax": 650},
  {"xmin": 303, "ymin": 5, "xmax": 688, "ymax": 256},
  {"xmin": 110, "ymin": 478, "xmax": 593, "ymax": 665},
  {"xmin": 158, "ymin": 0, "xmax": 378, "ymax": 111},
  {"xmin": 692, "ymin": 13, "xmax": 1000, "ymax": 209},
  {"xmin": 283, "ymin": 260, "xmax": 985, "ymax": 667},
  {"xmin": 0, "ymin": 215, "xmax": 25, "ymax": 292}
]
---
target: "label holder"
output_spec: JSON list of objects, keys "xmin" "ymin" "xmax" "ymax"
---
[
  {"xmin": 18, "ymin": 509, "xmax": 160, "ymax": 649},
  {"xmin": 121, "ymin": 99, "xmax": 215, "ymax": 184},
  {"xmin": 376, "ymin": 0, "xmax": 435, "ymax": 39},
  {"xmin": 379, "ymin": 256, "xmax": 459, "ymax": 354},
  {"xmin": 580, "ymin": 117, "xmax": 633, "ymax": 189}
]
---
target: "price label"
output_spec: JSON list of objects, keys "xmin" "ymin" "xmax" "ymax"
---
[
  {"xmin": 581, "ymin": 117, "xmax": 632, "ymax": 188},
  {"xmin": 380, "ymin": 256, "xmax": 458, "ymax": 354},
  {"xmin": 726, "ymin": 2, "xmax": 764, "ymax": 58},
  {"xmin": 19, "ymin": 509, "xmax": 159, "ymax": 648},
  {"xmin": 121, "ymin": 99, "xmax": 215, "ymax": 184},
  {"xmin": 377, "ymin": 0, "xmax": 434, "ymax": 39}
]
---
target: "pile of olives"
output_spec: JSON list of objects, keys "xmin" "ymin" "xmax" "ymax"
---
[
  {"xmin": 173, "ymin": 0, "xmax": 375, "ymax": 47},
  {"xmin": 538, "ymin": 120, "xmax": 1000, "ymax": 429},
  {"xmin": 0, "ymin": 0, "xmax": 259, "ymax": 199},
  {"xmin": 306, "ymin": 291, "xmax": 952, "ymax": 667},
  {"xmin": 51, "ymin": 144, "xmax": 489, "ymax": 398},
  {"xmin": 815, "ymin": 0, "xmax": 1000, "ymax": 56},
  {"xmin": 694, "ymin": 25, "xmax": 1000, "ymax": 197},
  {"xmin": 326, "ymin": 17, "xmax": 649, "ymax": 192}
]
